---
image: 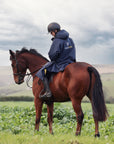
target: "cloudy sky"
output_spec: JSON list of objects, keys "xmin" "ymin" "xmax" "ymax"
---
[{"xmin": 0, "ymin": 0, "xmax": 114, "ymax": 66}]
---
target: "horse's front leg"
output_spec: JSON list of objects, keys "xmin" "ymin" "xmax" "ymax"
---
[
  {"xmin": 47, "ymin": 103, "xmax": 54, "ymax": 134},
  {"xmin": 34, "ymin": 97, "xmax": 43, "ymax": 131}
]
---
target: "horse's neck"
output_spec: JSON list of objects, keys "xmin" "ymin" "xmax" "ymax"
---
[{"xmin": 23, "ymin": 53, "xmax": 48, "ymax": 76}]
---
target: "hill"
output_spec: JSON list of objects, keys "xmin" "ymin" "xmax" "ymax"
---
[
  {"xmin": 94, "ymin": 64, "xmax": 114, "ymax": 74},
  {"xmin": 0, "ymin": 66, "xmax": 33, "ymax": 98},
  {"xmin": 0, "ymin": 65, "xmax": 114, "ymax": 102}
]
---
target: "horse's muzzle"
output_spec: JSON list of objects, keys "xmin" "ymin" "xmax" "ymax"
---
[{"xmin": 15, "ymin": 76, "xmax": 24, "ymax": 85}]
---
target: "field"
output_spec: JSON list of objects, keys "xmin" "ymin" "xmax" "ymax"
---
[
  {"xmin": 101, "ymin": 73, "xmax": 114, "ymax": 103},
  {"xmin": 0, "ymin": 102, "xmax": 114, "ymax": 144},
  {"xmin": 0, "ymin": 65, "xmax": 114, "ymax": 143}
]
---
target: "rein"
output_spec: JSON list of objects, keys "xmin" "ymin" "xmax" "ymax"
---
[
  {"xmin": 13, "ymin": 56, "xmax": 40, "ymax": 88},
  {"xmin": 14, "ymin": 69, "xmax": 39, "ymax": 77},
  {"xmin": 14, "ymin": 68, "xmax": 40, "ymax": 88}
]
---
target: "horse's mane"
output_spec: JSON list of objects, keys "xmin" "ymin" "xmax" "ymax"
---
[{"xmin": 16, "ymin": 47, "xmax": 49, "ymax": 62}]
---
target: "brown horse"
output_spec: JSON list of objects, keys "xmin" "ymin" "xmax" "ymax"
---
[{"xmin": 9, "ymin": 48, "xmax": 108, "ymax": 137}]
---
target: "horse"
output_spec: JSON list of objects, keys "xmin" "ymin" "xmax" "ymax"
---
[{"xmin": 9, "ymin": 48, "xmax": 108, "ymax": 137}]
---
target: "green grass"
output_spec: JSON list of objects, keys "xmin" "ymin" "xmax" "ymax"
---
[
  {"xmin": 0, "ymin": 101, "xmax": 33, "ymax": 107},
  {"xmin": 0, "ymin": 102, "xmax": 113, "ymax": 144},
  {"xmin": 0, "ymin": 133, "xmax": 113, "ymax": 144}
]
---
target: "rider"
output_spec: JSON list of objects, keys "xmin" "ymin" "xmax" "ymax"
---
[{"xmin": 36, "ymin": 22, "xmax": 76, "ymax": 100}]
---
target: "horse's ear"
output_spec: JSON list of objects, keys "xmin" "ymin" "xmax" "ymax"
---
[{"xmin": 9, "ymin": 50, "xmax": 15, "ymax": 59}]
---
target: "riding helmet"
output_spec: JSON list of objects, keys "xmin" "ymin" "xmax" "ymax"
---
[{"xmin": 47, "ymin": 22, "xmax": 61, "ymax": 33}]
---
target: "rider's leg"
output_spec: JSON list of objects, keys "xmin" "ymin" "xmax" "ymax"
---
[{"xmin": 40, "ymin": 69, "xmax": 52, "ymax": 99}]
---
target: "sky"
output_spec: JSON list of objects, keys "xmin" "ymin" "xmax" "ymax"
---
[{"xmin": 0, "ymin": 0, "xmax": 114, "ymax": 66}]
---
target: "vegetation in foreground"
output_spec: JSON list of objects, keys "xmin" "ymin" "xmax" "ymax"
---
[{"xmin": 0, "ymin": 102, "xmax": 113, "ymax": 144}]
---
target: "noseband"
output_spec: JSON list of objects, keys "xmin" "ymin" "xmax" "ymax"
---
[
  {"xmin": 12, "ymin": 56, "xmax": 40, "ymax": 87},
  {"xmin": 13, "ymin": 56, "xmax": 39, "ymax": 77},
  {"xmin": 14, "ymin": 57, "xmax": 23, "ymax": 76}
]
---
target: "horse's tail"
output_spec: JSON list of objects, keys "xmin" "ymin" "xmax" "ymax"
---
[{"xmin": 88, "ymin": 67, "xmax": 109, "ymax": 122}]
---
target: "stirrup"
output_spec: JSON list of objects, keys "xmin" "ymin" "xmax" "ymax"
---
[{"xmin": 39, "ymin": 91, "xmax": 52, "ymax": 100}]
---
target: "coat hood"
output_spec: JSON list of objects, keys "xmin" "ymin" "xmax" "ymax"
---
[{"xmin": 55, "ymin": 30, "xmax": 69, "ymax": 39}]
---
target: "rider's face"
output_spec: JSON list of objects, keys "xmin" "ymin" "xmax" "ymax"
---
[
  {"xmin": 50, "ymin": 31, "xmax": 56, "ymax": 37},
  {"xmin": 50, "ymin": 30, "xmax": 57, "ymax": 37}
]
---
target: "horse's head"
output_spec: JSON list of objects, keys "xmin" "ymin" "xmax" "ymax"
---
[{"xmin": 9, "ymin": 50, "xmax": 27, "ymax": 84}]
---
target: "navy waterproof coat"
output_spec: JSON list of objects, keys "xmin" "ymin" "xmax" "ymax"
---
[{"xmin": 36, "ymin": 30, "xmax": 76, "ymax": 80}]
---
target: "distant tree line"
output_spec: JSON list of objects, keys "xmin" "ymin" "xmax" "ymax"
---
[{"xmin": 0, "ymin": 96, "xmax": 113, "ymax": 103}]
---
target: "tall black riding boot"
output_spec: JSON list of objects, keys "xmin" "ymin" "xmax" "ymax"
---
[{"xmin": 39, "ymin": 77, "xmax": 52, "ymax": 100}]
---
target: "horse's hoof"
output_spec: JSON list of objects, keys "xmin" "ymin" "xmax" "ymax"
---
[
  {"xmin": 49, "ymin": 131, "xmax": 54, "ymax": 135},
  {"xmin": 51, "ymin": 132, "xmax": 54, "ymax": 135},
  {"xmin": 95, "ymin": 133, "xmax": 100, "ymax": 137},
  {"xmin": 35, "ymin": 128, "xmax": 39, "ymax": 132},
  {"xmin": 75, "ymin": 132, "xmax": 81, "ymax": 136}
]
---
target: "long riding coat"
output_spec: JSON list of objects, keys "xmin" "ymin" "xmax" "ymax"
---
[{"xmin": 36, "ymin": 30, "xmax": 76, "ymax": 80}]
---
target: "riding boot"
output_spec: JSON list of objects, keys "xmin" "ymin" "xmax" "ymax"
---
[{"xmin": 39, "ymin": 77, "xmax": 52, "ymax": 100}]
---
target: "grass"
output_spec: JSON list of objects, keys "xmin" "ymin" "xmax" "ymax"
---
[
  {"xmin": 0, "ymin": 101, "xmax": 33, "ymax": 107},
  {"xmin": 0, "ymin": 133, "xmax": 113, "ymax": 144},
  {"xmin": 0, "ymin": 102, "xmax": 113, "ymax": 144}
]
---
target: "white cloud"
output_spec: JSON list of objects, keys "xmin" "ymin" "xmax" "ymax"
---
[{"xmin": 0, "ymin": 0, "xmax": 114, "ymax": 65}]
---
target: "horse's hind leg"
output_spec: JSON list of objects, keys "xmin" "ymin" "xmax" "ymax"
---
[
  {"xmin": 47, "ymin": 103, "xmax": 54, "ymax": 134},
  {"xmin": 94, "ymin": 120, "xmax": 100, "ymax": 137},
  {"xmin": 91, "ymin": 100, "xmax": 100, "ymax": 137},
  {"xmin": 71, "ymin": 99, "xmax": 84, "ymax": 136},
  {"xmin": 88, "ymin": 95, "xmax": 100, "ymax": 137}
]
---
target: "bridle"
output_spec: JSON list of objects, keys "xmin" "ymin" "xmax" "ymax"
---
[
  {"xmin": 13, "ymin": 56, "xmax": 23, "ymax": 76},
  {"xmin": 13, "ymin": 56, "xmax": 40, "ymax": 76},
  {"xmin": 12, "ymin": 56, "xmax": 40, "ymax": 88}
]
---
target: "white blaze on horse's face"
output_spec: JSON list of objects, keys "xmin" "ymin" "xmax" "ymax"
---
[{"xmin": 9, "ymin": 50, "xmax": 26, "ymax": 85}]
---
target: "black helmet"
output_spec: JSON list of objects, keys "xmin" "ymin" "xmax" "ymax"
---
[{"xmin": 47, "ymin": 22, "xmax": 61, "ymax": 33}]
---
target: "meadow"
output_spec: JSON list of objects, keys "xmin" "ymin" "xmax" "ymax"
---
[
  {"xmin": 0, "ymin": 102, "xmax": 113, "ymax": 144},
  {"xmin": 0, "ymin": 66, "xmax": 114, "ymax": 143}
]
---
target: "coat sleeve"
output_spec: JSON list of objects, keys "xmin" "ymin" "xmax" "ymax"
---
[{"xmin": 48, "ymin": 39, "xmax": 63, "ymax": 61}]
